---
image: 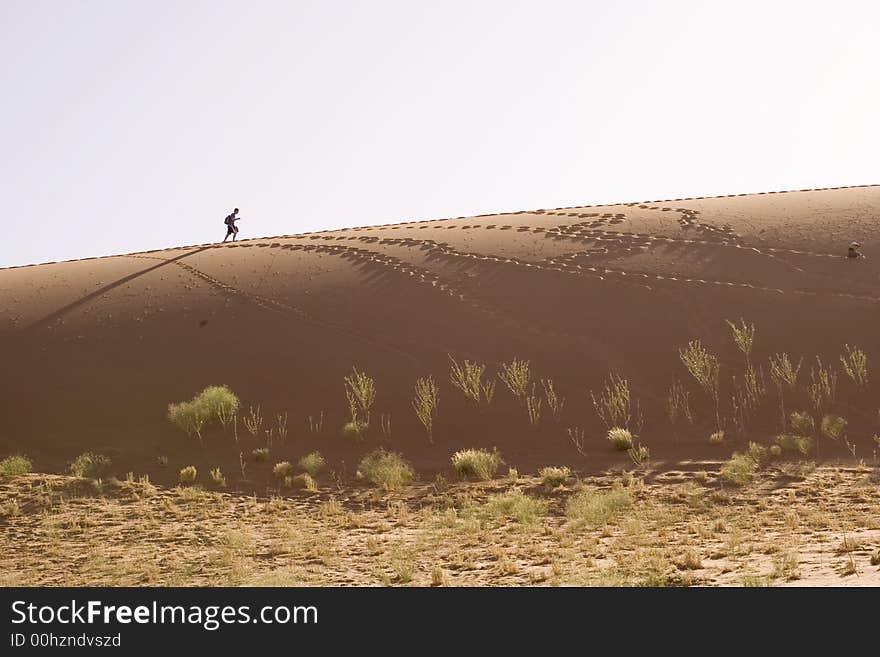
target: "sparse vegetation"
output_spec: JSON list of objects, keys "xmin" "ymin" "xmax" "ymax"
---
[
  {"xmin": 341, "ymin": 421, "xmax": 367, "ymax": 442},
  {"xmin": 719, "ymin": 453, "xmax": 757, "ymax": 486},
  {"xmin": 628, "ymin": 442, "xmax": 650, "ymax": 466},
  {"xmin": 449, "ymin": 356, "xmax": 495, "ymax": 406},
  {"xmin": 178, "ymin": 466, "xmax": 197, "ymax": 485},
  {"xmin": 252, "ymin": 447, "xmax": 269, "ymax": 462},
  {"xmin": 607, "ymin": 427, "xmax": 633, "ymax": 451},
  {"xmin": 590, "ymin": 373, "xmax": 633, "ymax": 430},
  {"xmin": 0, "ymin": 455, "xmax": 32, "ymax": 478},
  {"xmin": 808, "ymin": 357, "xmax": 837, "ymax": 414},
  {"xmin": 539, "ymin": 466, "xmax": 570, "ymax": 487},
  {"xmin": 344, "ymin": 367, "xmax": 376, "ymax": 427},
  {"xmin": 774, "ymin": 434, "xmax": 813, "ymax": 455},
  {"xmin": 412, "ymin": 376, "xmax": 439, "ymax": 443},
  {"xmin": 667, "ymin": 377, "xmax": 692, "ymax": 434},
  {"xmin": 680, "ymin": 340, "xmax": 721, "ymax": 429},
  {"xmin": 451, "ymin": 448, "xmax": 502, "ymax": 480},
  {"xmin": 790, "ymin": 411, "xmax": 815, "ymax": 436},
  {"xmin": 273, "ymin": 461, "xmax": 294, "ymax": 479},
  {"xmin": 357, "ymin": 450, "xmax": 415, "ymax": 491},
  {"xmin": 840, "ymin": 344, "xmax": 868, "ymax": 390},
  {"xmin": 820, "ymin": 415, "xmax": 847, "ymax": 441},
  {"xmin": 526, "ymin": 385, "xmax": 542, "ymax": 427},
  {"xmin": 498, "ymin": 358, "xmax": 532, "ymax": 401},
  {"xmin": 298, "ymin": 452, "xmax": 326, "ymax": 478},
  {"xmin": 769, "ymin": 352, "xmax": 802, "ymax": 429},
  {"xmin": 541, "ymin": 378, "xmax": 565, "ymax": 422},
  {"xmin": 709, "ymin": 430, "xmax": 725, "ymax": 445},
  {"xmin": 209, "ymin": 467, "xmax": 226, "ymax": 488},
  {"xmin": 481, "ymin": 490, "xmax": 547, "ymax": 524},
  {"xmin": 566, "ymin": 486, "xmax": 632, "ymax": 527},
  {"xmin": 726, "ymin": 318, "xmax": 756, "ymax": 364},
  {"xmin": 168, "ymin": 385, "xmax": 240, "ymax": 443},
  {"xmin": 68, "ymin": 452, "xmax": 111, "ymax": 479}
]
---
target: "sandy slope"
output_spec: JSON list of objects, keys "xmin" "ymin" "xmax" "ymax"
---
[{"xmin": 2, "ymin": 185, "xmax": 879, "ymax": 487}]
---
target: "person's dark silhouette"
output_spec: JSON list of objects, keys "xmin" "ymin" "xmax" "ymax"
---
[{"xmin": 223, "ymin": 208, "xmax": 241, "ymax": 242}]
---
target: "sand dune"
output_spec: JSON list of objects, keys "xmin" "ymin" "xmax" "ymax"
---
[{"xmin": 2, "ymin": 185, "xmax": 879, "ymax": 486}]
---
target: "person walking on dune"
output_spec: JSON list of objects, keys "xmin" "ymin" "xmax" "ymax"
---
[{"xmin": 223, "ymin": 208, "xmax": 241, "ymax": 242}]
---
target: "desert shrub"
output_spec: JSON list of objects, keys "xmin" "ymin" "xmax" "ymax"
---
[
  {"xmin": 539, "ymin": 466, "xmax": 570, "ymax": 487},
  {"xmin": 0, "ymin": 455, "xmax": 32, "ymax": 477},
  {"xmin": 167, "ymin": 385, "xmax": 240, "ymax": 441},
  {"xmin": 412, "ymin": 376, "xmax": 439, "ymax": 443},
  {"xmin": 482, "ymin": 489, "xmax": 547, "ymax": 524},
  {"xmin": 69, "ymin": 452, "xmax": 111, "ymax": 479},
  {"xmin": 451, "ymin": 448, "xmax": 502, "ymax": 480},
  {"xmin": 709, "ymin": 430, "xmax": 725, "ymax": 445},
  {"xmin": 286, "ymin": 473, "xmax": 317, "ymax": 491},
  {"xmin": 591, "ymin": 373, "xmax": 633, "ymax": 430},
  {"xmin": 840, "ymin": 344, "xmax": 868, "ymax": 390},
  {"xmin": 808, "ymin": 357, "xmax": 837, "ymax": 413},
  {"xmin": 341, "ymin": 421, "xmax": 367, "ymax": 442},
  {"xmin": 719, "ymin": 453, "xmax": 757, "ymax": 486},
  {"xmin": 344, "ymin": 367, "xmax": 375, "ymax": 426},
  {"xmin": 607, "ymin": 427, "xmax": 633, "ymax": 451},
  {"xmin": 449, "ymin": 356, "xmax": 495, "ymax": 406},
  {"xmin": 726, "ymin": 318, "xmax": 756, "ymax": 362},
  {"xmin": 252, "ymin": 447, "xmax": 269, "ymax": 462},
  {"xmin": 194, "ymin": 385, "xmax": 240, "ymax": 425},
  {"xmin": 208, "ymin": 467, "xmax": 226, "ymax": 488},
  {"xmin": 566, "ymin": 486, "xmax": 632, "ymax": 527},
  {"xmin": 769, "ymin": 444, "xmax": 782, "ymax": 457},
  {"xmin": 358, "ymin": 450, "xmax": 415, "ymax": 491},
  {"xmin": 628, "ymin": 443, "xmax": 650, "ymax": 465},
  {"xmin": 789, "ymin": 411, "xmax": 815, "ymax": 436},
  {"xmin": 746, "ymin": 442, "xmax": 769, "ymax": 466},
  {"xmin": 298, "ymin": 452, "xmax": 326, "ymax": 478},
  {"xmin": 273, "ymin": 461, "xmax": 294, "ymax": 479},
  {"xmin": 679, "ymin": 340, "xmax": 721, "ymax": 426},
  {"xmin": 820, "ymin": 415, "xmax": 847, "ymax": 440},
  {"xmin": 774, "ymin": 434, "xmax": 813, "ymax": 455},
  {"xmin": 179, "ymin": 466, "xmax": 198, "ymax": 485},
  {"xmin": 498, "ymin": 358, "xmax": 532, "ymax": 401}
]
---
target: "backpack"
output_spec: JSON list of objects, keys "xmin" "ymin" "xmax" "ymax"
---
[{"xmin": 224, "ymin": 213, "xmax": 235, "ymax": 226}]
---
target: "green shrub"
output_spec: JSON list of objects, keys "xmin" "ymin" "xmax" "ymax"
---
[
  {"xmin": 0, "ymin": 455, "xmax": 32, "ymax": 478},
  {"xmin": 179, "ymin": 466, "xmax": 198, "ymax": 485},
  {"xmin": 208, "ymin": 467, "xmax": 226, "ymax": 488},
  {"xmin": 566, "ymin": 486, "xmax": 632, "ymax": 527},
  {"xmin": 775, "ymin": 434, "xmax": 813, "ymax": 455},
  {"xmin": 607, "ymin": 427, "xmax": 633, "ymax": 450},
  {"xmin": 298, "ymin": 452, "xmax": 326, "ymax": 478},
  {"xmin": 252, "ymin": 447, "xmax": 269, "ymax": 462},
  {"xmin": 539, "ymin": 466, "xmax": 571, "ymax": 487},
  {"xmin": 69, "ymin": 452, "xmax": 111, "ymax": 479},
  {"xmin": 167, "ymin": 385, "xmax": 240, "ymax": 440},
  {"xmin": 167, "ymin": 401, "xmax": 208, "ymax": 440},
  {"xmin": 746, "ymin": 442, "xmax": 769, "ymax": 466},
  {"xmin": 358, "ymin": 450, "xmax": 415, "ymax": 490},
  {"xmin": 286, "ymin": 473, "xmax": 317, "ymax": 491},
  {"xmin": 719, "ymin": 453, "xmax": 756, "ymax": 486},
  {"xmin": 451, "ymin": 448, "xmax": 502, "ymax": 480},
  {"xmin": 820, "ymin": 415, "xmax": 847, "ymax": 440},
  {"xmin": 273, "ymin": 461, "xmax": 294, "ymax": 478},
  {"xmin": 769, "ymin": 444, "xmax": 782, "ymax": 457},
  {"xmin": 628, "ymin": 443, "xmax": 650, "ymax": 465},
  {"xmin": 789, "ymin": 411, "xmax": 815, "ymax": 436},
  {"xmin": 482, "ymin": 489, "xmax": 547, "ymax": 524},
  {"xmin": 341, "ymin": 421, "xmax": 367, "ymax": 441}
]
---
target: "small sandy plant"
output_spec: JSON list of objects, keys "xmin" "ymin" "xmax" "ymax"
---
[
  {"xmin": 726, "ymin": 318, "xmax": 756, "ymax": 365},
  {"xmin": 252, "ymin": 447, "xmax": 269, "ymax": 462},
  {"xmin": 607, "ymin": 427, "xmax": 633, "ymax": 451},
  {"xmin": 298, "ymin": 451, "xmax": 326, "ymax": 478},
  {"xmin": 273, "ymin": 461, "xmax": 294, "ymax": 479},
  {"xmin": 209, "ymin": 467, "xmax": 226, "ymax": 488},
  {"xmin": 820, "ymin": 415, "xmax": 847, "ymax": 441},
  {"xmin": 680, "ymin": 340, "xmax": 721, "ymax": 430},
  {"xmin": 769, "ymin": 352, "xmax": 802, "ymax": 429},
  {"xmin": 498, "ymin": 358, "xmax": 531, "ymax": 402},
  {"xmin": 69, "ymin": 452, "xmax": 111, "ymax": 479},
  {"xmin": 541, "ymin": 378, "xmax": 565, "ymax": 422},
  {"xmin": 839, "ymin": 344, "xmax": 868, "ymax": 390},
  {"xmin": 667, "ymin": 377, "xmax": 692, "ymax": 439},
  {"xmin": 357, "ymin": 450, "xmax": 415, "ymax": 491},
  {"xmin": 275, "ymin": 413, "xmax": 288, "ymax": 444},
  {"xmin": 449, "ymin": 355, "xmax": 495, "ymax": 406},
  {"xmin": 591, "ymin": 372, "xmax": 633, "ymax": 430},
  {"xmin": 628, "ymin": 442, "xmax": 650, "ymax": 466},
  {"xmin": 344, "ymin": 367, "xmax": 376, "ymax": 427},
  {"xmin": 168, "ymin": 385, "xmax": 240, "ymax": 444},
  {"xmin": 709, "ymin": 430, "xmax": 725, "ymax": 445},
  {"xmin": 567, "ymin": 427, "xmax": 587, "ymax": 457},
  {"xmin": 178, "ymin": 466, "xmax": 197, "ymax": 486},
  {"xmin": 539, "ymin": 466, "xmax": 570, "ymax": 487},
  {"xmin": 808, "ymin": 357, "xmax": 837, "ymax": 414},
  {"xmin": 526, "ymin": 384, "xmax": 542, "ymax": 427},
  {"xmin": 774, "ymin": 434, "xmax": 813, "ymax": 455},
  {"xmin": 0, "ymin": 455, "xmax": 32, "ymax": 477},
  {"xmin": 451, "ymin": 448, "xmax": 502, "ymax": 480},
  {"xmin": 307, "ymin": 411, "xmax": 324, "ymax": 434},
  {"xmin": 341, "ymin": 421, "xmax": 367, "ymax": 442},
  {"xmin": 482, "ymin": 489, "xmax": 547, "ymax": 524},
  {"xmin": 789, "ymin": 411, "xmax": 815, "ymax": 435},
  {"xmin": 566, "ymin": 485, "xmax": 632, "ymax": 528},
  {"xmin": 719, "ymin": 453, "xmax": 758, "ymax": 486},
  {"xmin": 243, "ymin": 405, "xmax": 263, "ymax": 438},
  {"xmin": 412, "ymin": 375, "xmax": 439, "ymax": 443}
]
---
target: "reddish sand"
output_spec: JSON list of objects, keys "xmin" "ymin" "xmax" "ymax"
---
[{"xmin": 2, "ymin": 185, "xmax": 879, "ymax": 487}]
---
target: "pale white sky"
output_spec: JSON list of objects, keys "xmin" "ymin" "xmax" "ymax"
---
[{"xmin": 2, "ymin": 0, "xmax": 878, "ymax": 267}]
